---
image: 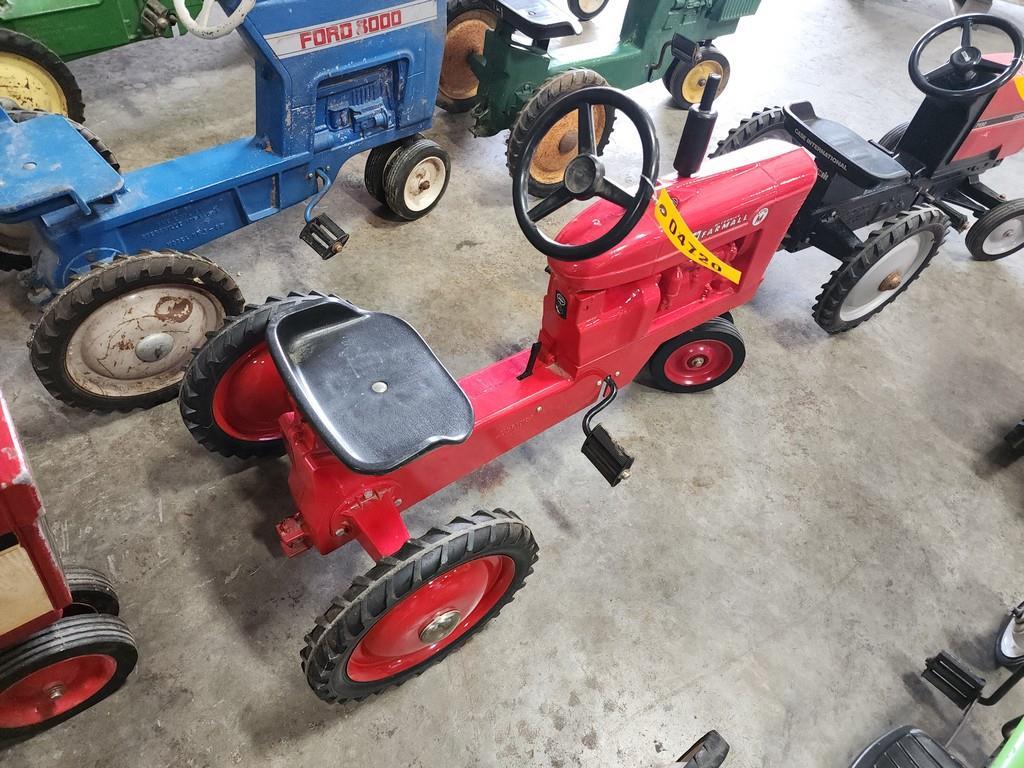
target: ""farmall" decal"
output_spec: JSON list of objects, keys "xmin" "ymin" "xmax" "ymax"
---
[{"xmin": 265, "ymin": 0, "xmax": 437, "ymax": 59}]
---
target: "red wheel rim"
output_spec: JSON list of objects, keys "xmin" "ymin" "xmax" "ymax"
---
[
  {"xmin": 663, "ymin": 340, "xmax": 734, "ymax": 387},
  {"xmin": 0, "ymin": 654, "xmax": 116, "ymax": 728},
  {"xmin": 346, "ymin": 555, "xmax": 517, "ymax": 683},
  {"xmin": 211, "ymin": 342, "xmax": 291, "ymax": 441}
]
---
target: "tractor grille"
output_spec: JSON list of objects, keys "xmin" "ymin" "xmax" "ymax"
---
[{"xmin": 713, "ymin": 0, "xmax": 762, "ymax": 21}]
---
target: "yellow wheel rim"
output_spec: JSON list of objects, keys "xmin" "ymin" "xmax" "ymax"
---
[
  {"xmin": 439, "ymin": 11, "xmax": 496, "ymax": 102},
  {"xmin": 0, "ymin": 51, "xmax": 68, "ymax": 115},
  {"xmin": 681, "ymin": 60, "xmax": 726, "ymax": 106},
  {"xmin": 529, "ymin": 106, "xmax": 608, "ymax": 187}
]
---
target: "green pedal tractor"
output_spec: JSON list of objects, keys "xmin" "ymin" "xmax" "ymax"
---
[
  {"xmin": 0, "ymin": 0, "xmax": 202, "ymax": 121},
  {"xmin": 438, "ymin": 0, "xmax": 762, "ymax": 194}
]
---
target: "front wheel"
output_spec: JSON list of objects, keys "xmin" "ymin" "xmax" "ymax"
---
[
  {"xmin": 567, "ymin": 0, "xmax": 611, "ymax": 21},
  {"xmin": 812, "ymin": 207, "xmax": 949, "ymax": 334},
  {"xmin": 666, "ymin": 47, "xmax": 731, "ymax": 110},
  {"xmin": 303, "ymin": 509, "xmax": 538, "ymax": 702},
  {"xmin": 645, "ymin": 317, "xmax": 746, "ymax": 394},
  {"xmin": 383, "ymin": 138, "xmax": 451, "ymax": 220},
  {"xmin": 965, "ymin": 199, "xmax": 1024, "ymax": 261},
  {"xmin": 30, "ymin": 251, "xmax": 245, "ymax": 412}
]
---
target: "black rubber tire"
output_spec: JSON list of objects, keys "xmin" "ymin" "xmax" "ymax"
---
[
  {"xmin": 302, "ymin": 509, "xmax": 538, "ymax": 702},
  {"xmin": 710, "ymin": 106, "xmax": 788, "ymax": 158},
  {"xmin": 965, "ymin": 199, "xmax": 1024, "ymax": 261},
  {"xmin": 437, "ymin": 1, "xmax": 495, "ymax": 113},
  {"xmin": 0, "ymin": 615, "xmax": 137, "ymax": 742},
  {"xmin": 63, "ymin": 566, "xmax": 120, "ymax": 617},
  {"xmin": 1007, "ymin": 419, "xmax": 1024, "ymax": 452},
  {"xmin": 567, "ymin": 0, "xmax": 611, "ymax": 21},
  {"xmin": 0, "ymin": 30, "xmax": 84, "ymax": 122},
  {"xmin": 645, "ymin": 317, "xmax": 747, "ymax": 394},
  {"xmin": 364, "ymin": 139, "xmax": 407, "ymax": 204},
  {"xmin": 506, "ymin": 68, "xmax": 616, "ymax": 197},
  {"xmin": 812, "ymin": 206, "xmax": 949, "ymax": 334},
  {"xmin": 667, "ymin": 47, "xmax": 730, "ymax": 110},
  {"xmin": 383, "ymin": 138, "xmax": 451, "ymax": 220},
  {"xmin": 877, "ymin": 122, "xmax": 910, "ymax": 152},
  {"xmin": 995, "ymin": 607, "xmax": 1024, "ymax": 669},
  {"xmin": 29, "ymin": 251, "xmax": 246, "ymax": 413},
  {"xmin": 0, "ymin": 109, "xmax": 119, "ymax": 271},
  {"xmin": 180, "ymin": 293, "xmax": 322, "ymax": 459}
]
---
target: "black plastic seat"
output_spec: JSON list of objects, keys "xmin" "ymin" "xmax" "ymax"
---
[
  {"xmin": 267, "ymin": 298, "xmax": 474, "ymax": 475},
  {"xmin": 849, "ymin": 727, "xmax": 966, "ymax": 768},
  {"xmin": 480, "ymin": 0, "xmax": 581, "ymax": 40},
  {"xmin": 785, "ymin": 102, "xmax": 911, "ymax": 188}
]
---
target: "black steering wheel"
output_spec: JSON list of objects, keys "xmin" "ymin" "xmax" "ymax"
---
[
  {"xmin": 512, "ymin": 87, "xmax": 659, "ymax": 262},
  {"xmin": 909, "ymin": 14, "xmax": 1024, "ymax": 101}
]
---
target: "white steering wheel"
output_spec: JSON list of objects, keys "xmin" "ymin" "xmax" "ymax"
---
[{"xmin": 173, "ymin": 0, "xmax": 257, "ymax": 39}]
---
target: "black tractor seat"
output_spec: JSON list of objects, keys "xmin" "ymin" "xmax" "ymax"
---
[
  {"xmin": 267, "ymin": 298, "xmax": 474, "ymax": 475},
  {"xmin": 849, "ymin": 727, "xmax": 966, "ymax": 768},
  {"xmin": 785, "ymin": 102, "xmax": 911, "ymax": 189},
  {"xmin": 479, "ymin": 0, "xmax": 581, "ymax": 40}
]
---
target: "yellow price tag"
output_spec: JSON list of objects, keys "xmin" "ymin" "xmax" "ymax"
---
[{"xmin": 654, "ymin": 190, "xmax": 743, "ymax": 286}]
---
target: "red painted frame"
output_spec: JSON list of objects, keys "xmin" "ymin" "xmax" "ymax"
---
[
  {"xmin": 267, "ymin": 141, "xmax": 818, "ymax": 561},
  {"xmin": 953, "ymin": 57, "xmax": 1024, "ymax": 163},
  {"xmin": 0, "ymin": 393, "xmax": 72, "ymax": 650}
]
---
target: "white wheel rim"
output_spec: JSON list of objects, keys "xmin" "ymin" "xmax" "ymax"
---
[
  {"xmin": 839, "ymin": 232, "xmax": 933, "ymax": 322},
  {"xmin": 403, "ymin": 157, "xmax": 447, "ymax": 213},
  {"xmin": 982, "ymin": 214, "xmax": 1024, "ymax": 255},
  {"xmin": 1000, "ymin": 617, "xmax": 1024, "ymax": 662},
  {"xmin": 577, "ymin": 0, "xmax": 606, "ymax": 12},
  {"xmin": 172, "ymin": 0, "xmax": 255, "ymax": 39},
  {"xmin": 65, "ymin": 286, "xmax": 225, "ymax": 397}
]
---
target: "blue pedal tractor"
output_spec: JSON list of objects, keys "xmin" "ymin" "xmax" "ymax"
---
[{"xmin": 0, "ymin": 0, "xmax": 452, "ymax": 412}]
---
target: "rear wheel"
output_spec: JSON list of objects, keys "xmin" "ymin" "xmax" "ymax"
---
[
  {"xmin": 30, "ymin": 251, "xmax": 245, "ymax": 412},
  {"xmin": 303, "ymin": 509, "xmax": 538, "ymax": 702},
  {"xmin": 666, "ymin": 47, "xmax": 730, "ymax": 110},
  {"xmin": 813, "ymin": 207, "xmax": 948, "ymax": 334},
  {"xmin": 0, "ymin": 30, "xmax": 84, "ymax": 121},
  {"xmin": 567, "ymin": 0, "xmax": 611, "ymax": 21},
  {"xmin": 507, "ymin": 68, "xmax": 616, "ymax": 197},
  {"xmin": 710, "ymin": 106, "xmax": 788, "ymax": 158},
  {"xmin": 965, "ymin": 199, "xmax": 1024, "ymax": 261},
  {"xmin": 877, "ymin": 122, "xmax": 909, "ymax": 152},
  {"xmin": 180, "ymin": 294, "xmax": 319, "ymax": 458},
  {"xmin": 0, "ymin": 615, "xmax": 137, "ymax": 740},
  {"xmin": 645, "ymin": 317, "xmax": 746, "ymax": 394},
  {"xmin": 438, "ymin": 2, "xmax": 496, "ymax": 113}
]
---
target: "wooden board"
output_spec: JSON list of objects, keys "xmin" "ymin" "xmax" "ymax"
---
[{"xmin": 0, "ymin": 544, "xmax": 53, "ymax": 636}]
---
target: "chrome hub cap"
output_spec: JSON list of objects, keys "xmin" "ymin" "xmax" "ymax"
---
[
  {"xmin": 419, "ymin": 610, "xmax": 462, "ymax": 644},
  {"xmin": 983, "ymin": 215, "xmax": 1024, "ymax": 255},
  {"xmin": 404, "ymin": 157, "xmax": 446, "ymax": 213},
  {"xmin": 839, "ymin": 233, "xmax": 932, "ymax": 322},
  {"xmin": 66, "ymin": 285, "xmax": 225, "ymax": 397},
  {"xmin": 689, "ymin": 355, "xmax": 708, "ymax": 368}
]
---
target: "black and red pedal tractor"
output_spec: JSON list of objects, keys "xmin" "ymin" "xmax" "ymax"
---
[
  {"xmin": 179, "ymin": 76, "xmax": 820, "ymax": 702},
  {"xmin": 0, "ymin": 392, "xmax": 137, "ymax": 741},
  {"xmin": 712, "ymin": 14, "xmax": 1024, "ymax": 333}
]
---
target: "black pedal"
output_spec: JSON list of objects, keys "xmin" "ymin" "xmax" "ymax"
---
[
  {"xmin": 582, "ymin": 424, "xmax": 634, "ymax": 487},
  {"xmin": 676, "ymin": 731, "xmax": 730, "ymax": 767},
  {"xmin": 300, "ymin": 214, "xmax": 349, "ymax": 260},
  {"xmin": 923, "ymin": 652, "xmax": 986, "ymax": 710}
]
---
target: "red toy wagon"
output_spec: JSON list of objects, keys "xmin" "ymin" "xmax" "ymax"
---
[{"xmin": 0, "ymin": 393, "xmax": 137, "ymax": 741}]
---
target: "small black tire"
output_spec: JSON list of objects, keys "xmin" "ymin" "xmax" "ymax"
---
[
  {"xmin": 0, "ymin": 30, "xmax": 84, "ymax": 122},
  {"xmin": 667, "ymin": 47, "xmax": 730, "ymax": 110},
  {"xmin": 383, "ymin": 138, "xmax": 451, "ymax": 220},
  {"xmin": 437, "ymin": 1, "xmax": 496, "ymax": 113},
  {"xmin": 812, "ymin": 206, "xmax": 949, "ymax": 334},
  {"xmin": 877, "ymin": 122, "xmax": 910, "ymax": 152},
  {"xmin": 0, "ymin": 615, "xmax": 137, "ymax": 741},
  {"xmin": 0, "ymin": 109, "xmax": 119, "ymax": 270},
  {"xmin": 710, "ymin": 106, "xmax": 788, "ymax": 158},
  {"xmin": 645, "ymin": 317, "xmax": 746, "ymax": 394},
  {"xmin": 506, "ymin": 68, "xmax": 616, "ymax": 197},
  {"xmin": 995, "ymin": 606, "xmax": 1024, "ymax": 669},
  {"xmin": 302, "ymin": 509, "xmax": 538, "ymax": 702},
  {"xmin": 567, "ymin": 0, "xmax": 611, "ymax": 21},
  {"xmin": 29, "ymin": 251, "xmax": 246, "ymax": 412},
  {"xmin": 180, "ymin": 294, "xmax": 321, "ymax": 459},
  {"xmin": 63, "ymin": 566, "xmax": 120, "ymax": 617},
  {"xmin": 364, "ymin": 140, "xmax": 405, "ymax": 204},
  {"xmin": 965, "ymin": 199, "xmax": 1024, "ymax": 261}
]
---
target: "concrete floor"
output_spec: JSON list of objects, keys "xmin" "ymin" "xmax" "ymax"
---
[{"xmin": 2, "ymin": 0, "xmax": 1024, "ymax": 765}]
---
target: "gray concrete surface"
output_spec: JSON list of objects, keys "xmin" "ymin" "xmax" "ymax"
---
[{"xmin": 2, "ymin": 0, "xmax": 1023, "ymax": 765}]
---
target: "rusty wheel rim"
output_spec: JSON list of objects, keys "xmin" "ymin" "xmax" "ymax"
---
[
  {"xmin": 439, "ymin": 10, "xmax": 495, "ymax": 102},
  {"xmin": 65, "ymin": 285, "xmax": 225, "ymax": 397},
  {"xmin": 529, "ymin": 105, "xmax": 608, "ymax": 187}
]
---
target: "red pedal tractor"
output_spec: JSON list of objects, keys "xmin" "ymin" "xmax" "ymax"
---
[
  {"xmin": 179, "ymin": 80, "xmax": 818, "ymax": 702},
  {"xmin": 0, "ymin": 393, "xmax": 137, "ymax": 741}
]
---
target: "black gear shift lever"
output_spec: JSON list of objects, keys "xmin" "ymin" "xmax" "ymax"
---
[{"xmin": 674, "ymin": 73, "xmax": 722, "ymax": 178}]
